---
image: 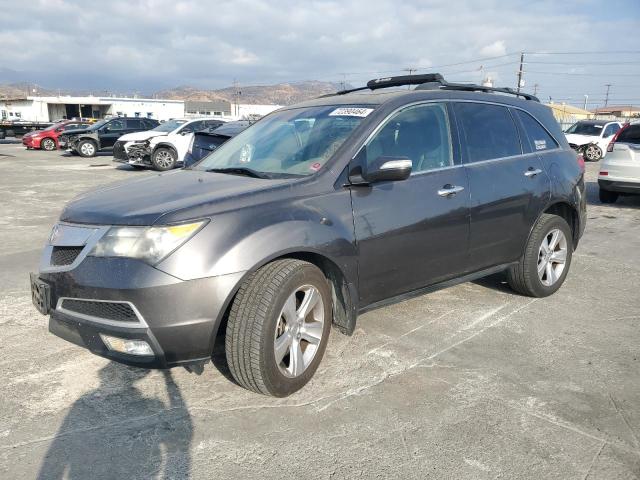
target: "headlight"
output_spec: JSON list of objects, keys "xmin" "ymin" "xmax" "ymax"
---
[{"xmin": 90, "ymin": 220, "xmax": 206, "ymax": 264}]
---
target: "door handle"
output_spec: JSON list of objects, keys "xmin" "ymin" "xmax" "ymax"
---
[
  {"xmin": 524, "ymin": 168, "xmax": 543, "ymax": 177},
  {"xmin": 437, "ymin": 185, "xmax": 465, "ymax": 197}
]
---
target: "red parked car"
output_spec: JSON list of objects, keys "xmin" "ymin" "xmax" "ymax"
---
[{"xmin": 22, "ymin": 120, "xmax": 91, "ymax": 151}]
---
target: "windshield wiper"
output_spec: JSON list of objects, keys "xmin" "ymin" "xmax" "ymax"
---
[{"xmin": 205, "ymin": 167, "xmax": 270, "ymax": 179}]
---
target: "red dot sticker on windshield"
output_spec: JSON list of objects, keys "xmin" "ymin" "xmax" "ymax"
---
[{"xmin": 310, "ymin": 162, "xmax": 322, "ymax": 171}]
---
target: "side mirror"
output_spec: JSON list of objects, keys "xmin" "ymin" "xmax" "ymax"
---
[{"xmin": 363, "ymin": 156, "xmax": 412, "ymax": 183}]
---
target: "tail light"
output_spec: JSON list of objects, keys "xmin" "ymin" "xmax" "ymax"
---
[
  {"xmin": 607, "ymin": 125, "xmax": 627, "ymax": 152},
  {"xmin": 600, "ymin": 171, "xmax": 608, "ymax": 176}
]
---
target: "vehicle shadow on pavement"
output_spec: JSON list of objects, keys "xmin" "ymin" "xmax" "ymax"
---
[
  {"xmin": 586, "ymin": 181, "xmax": 640, "ymax": 209},
  {"xmin": 36, "ymin": 363, "xmax": 193, "ymax": 480}
]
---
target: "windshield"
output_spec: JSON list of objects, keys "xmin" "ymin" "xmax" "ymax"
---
[
  {"xmin": 87, "ymin": 119, "xmax": 109, "ymax": 131},
  {"xmin": 152, "ymin": 119, "xmax": 188, "ymax": 133},
  {"xmin": 566, "ymin": 122, "xmax": 603, "ymax": 136},
  {"xmin": 194, "ymin": 105, "xmax": 372, "ymax": 177},
  {"xmin": 43, "ymin": 122, "xmax": 66, "ymax": 132}
]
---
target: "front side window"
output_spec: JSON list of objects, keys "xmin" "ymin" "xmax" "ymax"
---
[
  {"xmin": 365, "ymin": 103, "xmax": 452, "ymax": 173},
  {"xmin": 108, "ymin": 120, "xmax": 124, "ymax": 130},
  {"xmin": 515, "ymin": 110, "xmax": 558, "ymax": 152},
  {"xmin": 152, "ymin": 119, "xmax": 187, "ymax": 133},
  {"xmin": 194, "ymin": 105, "xmax": 371, "ymax": 178},
  {"xmin": 616, "ymin": 125, "xmax": 640, "ymax": 144},
  {"xmin": 455, "ymin": 103, "xmax": 521, "ymax": 162},
  {"xmin": 603, "ymin": 123, "xmax": 620, "ymax": 138}
]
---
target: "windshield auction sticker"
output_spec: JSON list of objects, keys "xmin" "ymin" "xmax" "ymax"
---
[{"xmin": 329, "ymin": 107, "xmax": 374, "ymax": 117}]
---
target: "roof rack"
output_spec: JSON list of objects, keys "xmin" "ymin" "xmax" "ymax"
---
[{"xmin": 331, "ymin": 73, "xmax": 539, "ymax": 102}]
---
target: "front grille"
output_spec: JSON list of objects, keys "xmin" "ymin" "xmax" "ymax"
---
[
  {"xmin": 51, "ymin": 246, "xmax": 83, "ymax": 266},
  {"xmin": 60, "ymin": 299, "xmax": 139, "ymax": 322}
]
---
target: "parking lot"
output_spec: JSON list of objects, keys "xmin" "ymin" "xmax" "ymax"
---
[{"xmin": 0, "ymin": 144, "xmax": 639, "ymax": 479}]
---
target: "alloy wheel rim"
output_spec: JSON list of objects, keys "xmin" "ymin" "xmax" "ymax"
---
[
  {"xmin": 81, "ymin": 143, "xmax": 95, "ymax": 155},
  {"xmin": 42, "ymin": 139, "xmax": 54, "ymax": 150},
  {"xmin": 274, "ymin": 284, "xmax": 324, "ymax": 378},
  {"xmin": 585, "ymin": 145, "xmax": 600, "ymax": 160},
  {"xmin": 537, "ymin": 228, "xmax": 568, "ymax": 287},
  {"xmin": 156, "ymin": 150, "xmax": 174, "ymax": 168}
]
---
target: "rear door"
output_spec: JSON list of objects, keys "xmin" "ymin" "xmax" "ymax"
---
[
  {"xmin": 453, "ymin": 102, "xmax": 550, "ymax": 272},
  {"xmin": 351, "ymin": 102, "xmax": 470, "ymax": 306}
]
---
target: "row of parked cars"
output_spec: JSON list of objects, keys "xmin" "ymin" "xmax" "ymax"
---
[{"xmin": 22, "ymin": 116, "xmax": 251, "ymax": 170}]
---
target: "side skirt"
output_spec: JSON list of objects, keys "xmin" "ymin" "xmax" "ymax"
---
[{"xmin": 358, "ymin": 263, "xmax": 515, "ymax": 314}]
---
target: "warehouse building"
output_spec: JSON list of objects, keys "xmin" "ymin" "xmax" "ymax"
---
[
  {"xmin": 0, "ymin": 96, "xmax": 184, "ymax": 122},
  {"xmin": 184, "ymin": 100, "xmax": 232, "ymax": 117}
]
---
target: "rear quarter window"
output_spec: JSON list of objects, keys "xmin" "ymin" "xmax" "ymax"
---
[{"xmin": 514, "ymin": 110, "xmax": 559, "ymax": 152}]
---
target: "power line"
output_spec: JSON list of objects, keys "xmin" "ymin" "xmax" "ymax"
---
[
  {"xmin": 525, "ymin": 50, "xmax": 640, "ymax": 55},
  {"xmin": 525, "ymin": 70, "xmax": 640, "ymax": 77}
]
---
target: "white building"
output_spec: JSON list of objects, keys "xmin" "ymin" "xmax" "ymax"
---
[
  {"xmin": 231, "ymin": 103, "xmax": 282, "ymax": 119},
  {"xmin": 0, "ymin": 96, "xmax": 185, "ymax": 122}
]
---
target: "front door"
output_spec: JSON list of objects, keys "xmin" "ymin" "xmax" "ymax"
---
[
  {"xmin": 100, "ymin": 119, "xmax": 125, "ymax": 148},
  {"xmin": 453, "ymin": 102, "xmax": 550, "ymax": 271},
  {"xmin": 350, "ymin": 102, "xmax": 470, "ymax": 306}
]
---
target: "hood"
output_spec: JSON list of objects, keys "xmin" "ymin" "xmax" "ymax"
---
[
  {"xmin": 24, "ymin": 129, "xmax": 44, "ymax": 138},
  {"xmin": 565, "ymin": 133, "xmax": 600, "ymax": 146},
  {"xmin": 118, "ymin": 131, "xmax": 166, "ymax": 142},
  {"xmin": 60, "ymin": 169, "xmax": 292, "ymax": 226}
]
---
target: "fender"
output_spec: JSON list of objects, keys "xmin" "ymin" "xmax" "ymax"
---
[{"xmin": 151, "ymin": 142, "xmax": 178, "ymax": 158}]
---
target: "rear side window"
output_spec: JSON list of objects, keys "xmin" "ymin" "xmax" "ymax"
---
[
  {"xmin": 603, "ymin": 123, "xmax": 620, "ymax": 138},
  {"xmin": 454, "ymin": 103, "xmax": 521, "ymax": 162},
  {"xmin": 515, "ymin": 110, "xmax": 559, "ymax": 152},
  {"xmin": 126, "ymin": 119, "xmax": 143, "ymax": 129},
  {"xmin": 616, "ymin": 125, "xmax": 640, "ymax": 144}
]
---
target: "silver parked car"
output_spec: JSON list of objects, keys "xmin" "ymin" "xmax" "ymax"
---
[{"xmin": 598, "ymin": 123, "xmax": 640, "ymax": 203}]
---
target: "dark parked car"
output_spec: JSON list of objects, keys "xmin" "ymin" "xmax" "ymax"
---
[
  {"xmin": 59, "ymin": 117, "xmax": 160, "ymax": 157},
  {"xmin": 31, "ymin": 74, "xmax": 586, "ymax": 397},
  {"xmin": 183, "ymin": 120, "xmax": 252, "ymax": 167}
]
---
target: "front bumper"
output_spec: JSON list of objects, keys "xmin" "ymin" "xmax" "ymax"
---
[
  {"xmin": 35, "ymin": 256, "xmax": 244, "ymax": 368},
  {"xmin": 598, "ymin": 178, "xmax": 640, "ymax": 195},
  {"xmin": 113, "ymin": 141, "xmax": 152, "ymax": 166},
  {"xmin": 22, "ymin": 136, "xmax": 37, "ymax": 148}
]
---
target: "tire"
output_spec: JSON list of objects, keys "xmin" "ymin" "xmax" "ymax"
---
[
  {"xmin": 40, "ymin": 137, "xmax": 56, "ymax": 151},
  {"xmin": 225, "ymin": 259, "xmax": 332, "ymax": 396},
  {"xmin": 599, "ymin": 188, "xmax": 618, "ymax": 204},
  {"xmin": 77, "ymin": 140, "xmax": 97, "ymax": 157},
  {"xmin": 584, "ymin": 144, "xmax": 602, "ymax": 161},
  {"xmin": 507, "ymin": 214, "xmax": 573, "ymax": 298},
  {"xmin": 151, "ymin": 147, "xmax": 177, "ymax": 171}
]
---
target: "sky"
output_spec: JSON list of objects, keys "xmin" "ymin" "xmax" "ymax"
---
[{"xmin": 0, "ymin": 0, "xmax": 639, "ymax": 107}]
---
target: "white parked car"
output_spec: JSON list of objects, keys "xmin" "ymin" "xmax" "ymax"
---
[
  {"xmin": 113, "ymin": 117, "xmax": 226, "ymax": 170},
  {"xmin": 565, "ymin": 120, "xmax": 622, "ymax": 161},
  {"xmin": 598, "ymin": 123, "xmax": 640, "ymax": 203}
]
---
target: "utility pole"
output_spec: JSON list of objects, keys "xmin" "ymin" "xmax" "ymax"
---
[
  {"xmin": 516, "ymin": 52, "xmax": 525, "ymax": 93},
  {"xmin": 604, "ymin": 84, "xmax": 612, "ymax": 107},
  {"xmin": 533, "ymin": 83, "xmax": 539, "ymax": 96},
  {"xmin": 233, "ymin": 79, "xmax": 241, "ymax": 118},
  {"xmin": 339, "ymin": 73, "xmax": 347, "ymax": 91}
]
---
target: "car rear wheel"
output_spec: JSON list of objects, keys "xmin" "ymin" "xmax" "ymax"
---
[
  {"xmin": 507, "ymin": 214, "xmax": 573, "ymax": 297},
  {"xmin": 584, "ymin": 144, "xmax": 602, "ymax": 161},
  {"xmin": 599, "ymin": 188, "xmax": 618, "ymax": 204},
  {"xmin": 151, "ymin": 147, "xmax": 177, "ymax": 171},
  {"xmin": 41, "ymin": 138, "xmax": 56, "ymax": 151},
  {"xmin": 225, "ymin": 259, "xmax": 332, "ymax": 396},
  {"xmin": 77, "ymin": 140, "xmax": 97, "ymax": 157}
]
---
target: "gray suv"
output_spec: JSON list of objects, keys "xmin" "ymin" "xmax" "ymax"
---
[{"xmin": 31, "ymin": 74, "xmax": 586, "ymax": 397}]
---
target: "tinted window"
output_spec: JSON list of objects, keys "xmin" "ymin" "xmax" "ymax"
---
[
  {"xmin": 603, "ymin": 123, "xmax": 620, "ymax": 138},
  {"xmin": 366, "ymin": 103, "xmax": 452, "ymax": 173},
  {"xmin": 126, "ymin": 119, "xmax": 143, "ymax": 129},
  {"xmin": 616, "ymin": 125, "xmax": 640, "ymax": 144},
  {"xmin": 515, "ymin": 110, "xmax": 559, "ymax": 152},
  {"xmin": 107, "ymin": 119, "xmax": 124, "ymax": 130},
  {"xmin": 455, "ymin": 103, "xmax": 521, "ymax": 162},
  {"xmin": 565, "ymin": 122, "xmax": 603, "ymax": 136}
]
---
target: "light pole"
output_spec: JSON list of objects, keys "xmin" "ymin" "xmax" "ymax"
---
[{"xmin": 583, "ymin": 94, "xmax": 588, "ymax": 110}]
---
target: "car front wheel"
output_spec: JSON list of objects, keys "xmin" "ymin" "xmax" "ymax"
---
[
  {"xmin": 77, "ymin": 140, "xmax": 97, "ymax": 157},
  {"xmin": 151, "ymin": 147, "xmax": 177, "ymax": 171},
  {"xmin": 225, "ymin": 259, "xmax": 332, "ymax": 396},
  {"xmin": 41, "ymin": 138, "xmax": 56, "ymax": 151},
  {"xmin": 584, "ymin": 144, "xmax": 602, "ymax": 161},
  {"xmin": 507, "ymin": 214, "xmax": 573, "ymax": 297}
]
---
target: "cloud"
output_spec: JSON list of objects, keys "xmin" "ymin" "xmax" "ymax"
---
[
  {"xmin": 480, "ymin": 40, "xmax": 507, "ymax": 57},
  {"xmin": 0, "ymin": 0, "xmax": 638, "ymax": 105}
]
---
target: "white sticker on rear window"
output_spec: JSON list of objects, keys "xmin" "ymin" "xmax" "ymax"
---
[
  {"xmin": 329, "ymin": 107, "xmax": 374, "ymax": 117},
  {"xmin": 534, "ymin": 139, "xmax": 547, "ymax": 150}
]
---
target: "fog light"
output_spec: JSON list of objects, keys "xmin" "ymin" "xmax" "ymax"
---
[{"xmin": 100, "ymin": 334, "xmax": 153, "ymax": 356}]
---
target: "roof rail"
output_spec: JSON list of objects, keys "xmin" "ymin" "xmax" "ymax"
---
[{"xmin": 331, "ymin": 73, "xmax": 539, "ymax": 102}]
